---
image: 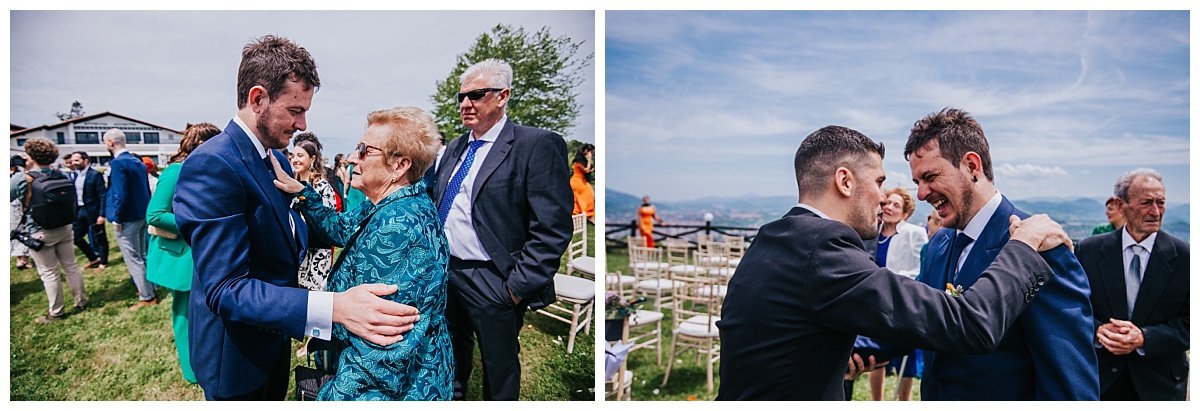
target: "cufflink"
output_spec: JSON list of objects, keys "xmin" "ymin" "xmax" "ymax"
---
[{"xmin": 312, "ymin": 329, "xmax": 320, "ymax": 337}]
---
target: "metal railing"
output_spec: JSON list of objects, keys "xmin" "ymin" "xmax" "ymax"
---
[{"xmin": 605, "ymin": 220, "xmax": 760, "ymax": 248}]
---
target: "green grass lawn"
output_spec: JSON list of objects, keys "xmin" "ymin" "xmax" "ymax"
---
[
  {"xmin": 10, "ymin": 225, "xmax": 594, "ymax": 400},
  {"xmin": 605, "ymin": 246, "xmax": 920, "ymax": 401}
]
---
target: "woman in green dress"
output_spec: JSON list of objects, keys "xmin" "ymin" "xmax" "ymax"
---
[{"xmin": 145, "ymin": 122, "xmax": 220, "ymax": 384}]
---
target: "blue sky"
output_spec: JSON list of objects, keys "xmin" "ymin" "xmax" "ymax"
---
[
  {"xmin": 10, "ymin": 10, "xmax": 595, "ymax": 158},
  {"xmin": 606, "ymin": 11, "xmax": 1189, "ymax": 204}
]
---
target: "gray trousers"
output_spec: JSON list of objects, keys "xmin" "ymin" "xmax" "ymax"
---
[
  {"xmin": 30, "ymin": 225, "xmax": 87, "ymax": 317},
  {"xmin": 116, "ymin": 219, "xmax": 155, "ymax": 301}
]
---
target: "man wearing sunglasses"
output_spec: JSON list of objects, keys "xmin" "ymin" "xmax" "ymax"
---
[
  {"xmin": 432, "ymin": 58, "xmax": 572, "ymax": 400},
  {"xmin": 174, "ymin": 35, "xmax": 421, "ymax": 400}
]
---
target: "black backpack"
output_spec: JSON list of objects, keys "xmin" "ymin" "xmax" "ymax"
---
[{"xmin": 24, "ymin": 169, "xmax": 77, "ymax": 228}]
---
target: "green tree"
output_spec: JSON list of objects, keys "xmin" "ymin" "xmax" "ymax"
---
[{"xmin": 431, "ymin": 24, "xmax": 592, "ymax": 141}]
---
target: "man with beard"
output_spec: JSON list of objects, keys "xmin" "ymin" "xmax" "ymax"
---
[
  {"xmin": 716, "ymin": 125, "xmax": 1073, "ymax": 400},
  {"xmin": 904, "ymin": 108, "xmax": 1098, "ymax": 400},
  {"xmin": 174, "ymin": 35, "xmax": 422, "ymax": 400},
  {"xmin": 67, "ymin": 151, "xmax": 109, "ymax": 271},
  {"xmin": 1076, "ymin": 169, "xmax": 1188, "ymax": 400}
]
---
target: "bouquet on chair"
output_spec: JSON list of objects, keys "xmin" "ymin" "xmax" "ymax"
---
[{"xmin": 604, "ymin": 292, "xmax": 645, "ymax": 321}]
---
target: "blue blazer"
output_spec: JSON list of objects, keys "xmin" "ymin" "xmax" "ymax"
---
[
  {"xmin": 174, "ymin": 120, "xmax": 310, "ymax": 399},
  {"xmin": 105, "ymin": 151, "xmax": 150, "ymax": 223},
  {"xmin": 918, "ymin": 196, "xmax": 1099, "ymax": 400},
  {"xmin": 77, "ymin": 167, "xmax": 107, "ymax": 221}
]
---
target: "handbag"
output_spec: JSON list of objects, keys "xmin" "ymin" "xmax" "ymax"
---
[{"xmin": 294, "ymin": 337, "xmax": 339, "ymax": 401}]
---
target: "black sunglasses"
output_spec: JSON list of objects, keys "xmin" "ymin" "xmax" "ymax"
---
[
  {"xmin": 456, "ymin": 88, "xmax": 504, "ymax": 103},
  {"xmin": 355, "ymin": 142, "xmax": 385, "ymax": 159}
]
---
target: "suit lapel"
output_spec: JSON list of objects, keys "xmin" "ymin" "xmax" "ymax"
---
[
  {"xmin": 436, "ymin": 134, "xmax": 468, "ymax": 204},
  {"xmin": 470, "ymin": 121, "xmax": 514, "ymax": 202},
  {"xmin": 1097, "ymin": 230, "xmax": 1129, "ymax": 319},
  {"xmin": 1132, "ymin": 232, "xmax": 1176, "ymax": 323},
  {"xmin": 956, "ymin": 197, "xmax": 1015, "ymax": 287},
  {"xmin": 227, "ymin": 121, "xmax": 297, "ymax": 257},
  {"xmin": 923, "ymin": 228, "xmax": 953, "ymax": 289}
]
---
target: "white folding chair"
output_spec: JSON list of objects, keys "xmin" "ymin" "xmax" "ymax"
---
[
  {"xmin": 661, "ymin": 258, "xmax": 722, "ymax": 393},
  {"xmin": 566, "ymin": 213, "xmax": 595, "ymax": 280},
  {"xmin": 536, "ymin": 273, "xmax": 595, "ymax": 354}
]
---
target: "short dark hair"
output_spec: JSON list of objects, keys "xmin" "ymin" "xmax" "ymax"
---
[
  {"xmin": 794, "ymin": 125, "xmax": 885, "ymax": 200},
  {"xmin": 71, "ymin": 151, "xmax": 89, "ymax": 161},
  {"xmin": 292, "ymin": 131, "xmax": 322, "ymax": 151},
  {"xmin": 903, "ymin": 107, "xmax": 994, "ymax": 182},
  {"xmin": 236, "ymin": 35, "xmax": 321, "ymax": 109}
]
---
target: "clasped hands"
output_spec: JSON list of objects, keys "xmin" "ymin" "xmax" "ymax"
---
[{"xmin": 1096, "ymin": 319, "xmax": 1144, "ymax": 355}]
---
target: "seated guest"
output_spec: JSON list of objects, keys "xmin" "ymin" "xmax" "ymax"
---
[{"xmin": 271, "ymin": 106, "xmax": 452, "ymax": 400}]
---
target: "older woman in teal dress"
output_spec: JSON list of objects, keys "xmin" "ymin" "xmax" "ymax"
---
[
  {"xmin": 272, "ymin": 106, "xmax": 452, "ymax": 400},
  {"xmin": 145, "ymin": 122, "xmax": 221, "ymax": 384}
]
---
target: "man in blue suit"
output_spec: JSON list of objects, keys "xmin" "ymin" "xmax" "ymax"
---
[
  {"xmin": 904, "ymin": 108, "xmax": 1099, "ymax": 400},
  {"xmin": 67, "ymin": 151, "xmax": 109, "ymax": 271},
  {"xmin": 103, "ymin": 129, "xmax": 156, "ymax": 308},
  {"xmin": 174, "ymin": 35, "xmax": 421, "ymax": 401}
]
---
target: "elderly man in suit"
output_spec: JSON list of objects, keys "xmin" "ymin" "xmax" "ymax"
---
[
  {"xmin": 432, "ymin": 58, "xmax": 572, "ymax": 400},
  {"xmin": 716, "ymin": 125, "xmax": 1072, "ymax": 400},
  {"xmin": 174, "ymin": 35, "xmax": 421, "ymax": 401},
  {"xmin": 104, "ymin": 128, "xmax": 156, "ymax": 308},
  {"xmin": 67, "ymin": 151, "xmax": 108, "ymax": 271},
  {"xmin": 1076, "ymin": 169, "xmax": 1189, "ymax": 400},
  {"xmin": 904, "ymin": 108, "xmax": 1099, "ymax": 400}
]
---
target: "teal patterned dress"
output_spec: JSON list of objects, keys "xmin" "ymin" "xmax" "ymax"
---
[{"xmin": 293, "ymin": 180, "xmax": 453, "ymax": 400}]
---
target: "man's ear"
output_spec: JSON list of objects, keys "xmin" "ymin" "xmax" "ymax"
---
[
  {"xmin": 247, "ymin": 86, "xmax": 269, "ymax": 112},
  {"xmin": 962, "ymin": 151, "xmax": 982, "ymax": 182},
  {"xmin": 834, "ymin": 167, "xmax": 854, "ymax": 198}
]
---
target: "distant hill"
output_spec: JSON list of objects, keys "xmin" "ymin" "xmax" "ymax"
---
[{"xmin": 606, "ymin": 188, "xmax": 1189, "ymax": 241}]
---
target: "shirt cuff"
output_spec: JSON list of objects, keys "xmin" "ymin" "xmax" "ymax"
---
[
  {"xmin": 1135, "ymin": 347, "xmax": 1146, "ymax": 356},
  {"xmin": 305, "ymin": 291, "xmax": 334, "ymax": 341}
]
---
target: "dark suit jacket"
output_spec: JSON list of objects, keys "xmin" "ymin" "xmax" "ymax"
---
[
  {"xmin": 918, "ymin": 196, "xmax": 1099, "ymax": 400},
  {"xmin": 174, "ymin": 120, "xmax": 310, "ymax": 399},
  {"xmin": 715, "ymin": 207, "xmax": 1053, "ymax": 400},
  {"xmin": 76, "ymin": 167, "xmax": 107, "ymax": 221},
  {"xmin": 105, "ymin": 151, "xmax": 151, "ymax": 223},
  {"xmin": 1076, "ymin": 229, "xmax": 1189, "ymax": 400},
  {"xmin": 432, "ymin": 120, "xmax": 572, "ymax": 309}
]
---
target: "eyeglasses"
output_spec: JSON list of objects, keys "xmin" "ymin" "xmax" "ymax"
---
[
  {"xmin": 355, "ymin": 142, "xmax": 385, "ymax": 159},
  {"xmin": 456, "ymin": 88, "xmax": 504, "ymax": 103}
]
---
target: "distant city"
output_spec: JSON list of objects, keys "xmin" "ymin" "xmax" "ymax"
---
[{"xmin": 607, "ymin": 189, "xmax": 1190, "ymax": 243}]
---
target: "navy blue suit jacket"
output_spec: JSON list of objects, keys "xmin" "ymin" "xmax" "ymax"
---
[
  {"xmin": 919, "ymin": 196, "xmax": 1099, "ymax": 400},
  {"xmin": 174, "ymin": 120, "xmax": 310, "ymax": 399},
  {"xmin": 105, "ymin": 151, "xmax": 150, "ymax": 223},
  {"xmin": 77, "ymin": 167, "xmax": 107, "ymax": 221}
]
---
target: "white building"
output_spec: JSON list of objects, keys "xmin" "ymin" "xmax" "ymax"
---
[{"xmin": 10, "ymin": 112, "xmax": 183, "ymax": 166}]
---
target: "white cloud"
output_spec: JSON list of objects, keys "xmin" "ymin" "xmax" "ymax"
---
[{"xmin": 996, "ymin": 163, "xmax": 1069, "ymax": 180}]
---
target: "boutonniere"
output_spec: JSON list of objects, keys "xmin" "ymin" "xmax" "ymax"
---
[{"xmin": 945, "ymin": 283, "xmax": 964, "ymax": 297}]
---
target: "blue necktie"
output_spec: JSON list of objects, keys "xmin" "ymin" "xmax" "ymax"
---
[
  {"xmin": 438, "ymin": 139, "xmax": 486, "ymax": 224},
  {"xmin": 1126, "ymin": 245, "xmax": 1145, "ymax": 318},
  {"xmin": 948, "ymin": 232, "xmax": 974, "ymax": 284}
]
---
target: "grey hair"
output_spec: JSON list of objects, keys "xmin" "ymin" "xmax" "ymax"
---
[
  {"xmin": 460, "ymin": 58, "xmax": 513, "ymax": 89},
  {"xmin": 1113, "ymin": 168, "xmax": 1163, "ymax": 202},
  {"xmin": 104, "ymin": 128, "xmax": 127, "ymax": 146}
]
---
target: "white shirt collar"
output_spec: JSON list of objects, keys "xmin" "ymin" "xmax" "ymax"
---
[
  {"xmin": 233, "ymin": 114, "xmax": 268, "ymax": 159},
  {"xmin": 796, "ymin": 203, "xmax": 831, "ymax": 220},
  {"xmin": 958, "ymin": 191, "xmax": 1003, "ymax": 241},
  {"xmin": 1121, "ymin": 226, "xmax": 1158, "ymax": 253},
  {"xmin": 470, "ymin": 114, "xmax": 507, "ymax": 143},
  {"xmin": 112, "ymin": 148, "xmax": 130, "ymax": 158}
]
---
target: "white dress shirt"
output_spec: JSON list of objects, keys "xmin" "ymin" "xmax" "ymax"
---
[
  {"xmin": 74, "ymin": 167, "xmax": 87, "ymax": 206},
  {"xmin": 1120, "ymin": 226, "xmax": 1155, "ymax": 356},
  {"xmin": 443, "ymin": 115, "xmax": 507, "ymax": 261},
  {"xmin": 954, "ymin": 191, "xmax": 1003, "ymax": 273},
  {"xmin": 796, "ymin": 203, "xmax": 831, "ymax": 219},
  {"xmin": 232, "ymin": 115, "xmax": 332, "ymax": 341}
]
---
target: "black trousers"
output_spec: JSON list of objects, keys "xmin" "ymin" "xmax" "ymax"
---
[
  {"xmin": 205, "ymin": 349, "xmax": 290, "ymax": 401},
  {"xmin": 72, "ymin": 210, "xmax": 107, "ymax": 264},
  {"xmin": 1100, "ymin": 368, "xmax": 1141, "ymax": 400},
  {"xmin": 446, "ymin": 258, "xmax": 525, "ymax": 400}
]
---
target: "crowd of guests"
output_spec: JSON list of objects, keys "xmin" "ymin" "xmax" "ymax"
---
[{"xmin": 12, "ymin": 36, "xmax": 577, "ymax": 402}]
